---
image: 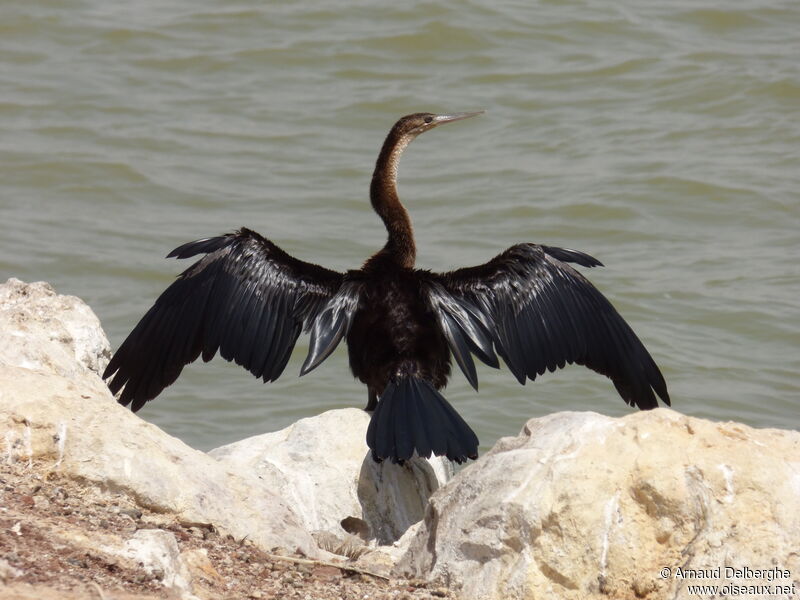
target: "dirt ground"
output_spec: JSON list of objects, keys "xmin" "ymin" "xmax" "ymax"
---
[{"xmin": 0, "ymin": 460, "xmax": 454, "ymax": 600}]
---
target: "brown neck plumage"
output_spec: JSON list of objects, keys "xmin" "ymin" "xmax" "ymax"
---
[{"xmin": 369, "ymin": 130, "xmax": 416, "ymax": 269}]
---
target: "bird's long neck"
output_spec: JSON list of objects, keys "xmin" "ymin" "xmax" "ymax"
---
[{"xmin": 370, "ymin": 132, "xmax": 416, "ymax": 269}]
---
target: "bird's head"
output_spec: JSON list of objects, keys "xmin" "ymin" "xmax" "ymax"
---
[{"xmin": 390, "ymin": 111, "xmax": 484, "ymax": 141}]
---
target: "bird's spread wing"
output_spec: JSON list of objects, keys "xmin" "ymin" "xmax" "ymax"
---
[
  {"xmin": 426, "ymin": 243, "xmax": 670, "ymax": 409},
  {"xmin": 104, "ymin": 227, "xmax": 348, "ymax": 411}
]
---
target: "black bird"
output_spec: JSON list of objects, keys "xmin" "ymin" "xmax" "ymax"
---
[{"xmin": 104, "ymin": 112, "xmax": 670, "ymax": 464}]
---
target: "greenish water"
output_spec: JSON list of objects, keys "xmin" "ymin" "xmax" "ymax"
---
[{"xmin": 1, "ymin": 0, "xmax": 798, "ymax": 452}]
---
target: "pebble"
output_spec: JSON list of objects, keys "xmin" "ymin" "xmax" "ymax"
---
[
  {"xmin": 0, "ymin": 559, "xmax": 22, "ymax": 582},
  {"xmin": 33, "ymin": 495, "xmax": 51, "ymax": 510},
  {"xmin": 66, "ymin": 557, "xmax": 89, "ymax": 568},
  {"xmin": 311, "ymin": 565, "xmax": 342, "ymax": 581},
  {"xmin": 119, "ymin": 508, "xmax": 142, "ymax": 520},
  {"xmin": 50, "ymin": 486, "xmax": 68, "ymax": 500}
]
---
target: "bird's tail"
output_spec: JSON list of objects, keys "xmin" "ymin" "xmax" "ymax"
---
[{"xmin": 366, "ymin": 376, "xmax": 479, "ymax": 464}]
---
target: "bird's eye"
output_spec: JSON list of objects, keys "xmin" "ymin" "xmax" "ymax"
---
[{"xmin": 424, "ymin": 116, "xmax": 433, "ymax": 124}]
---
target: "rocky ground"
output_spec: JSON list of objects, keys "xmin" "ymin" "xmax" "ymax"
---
[{"xmin": 0, "ymin": 460, "xmax": 452, "ymax": 600}]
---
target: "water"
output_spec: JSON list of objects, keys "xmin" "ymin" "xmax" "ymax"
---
[{"xmin": 1, "ymin": 0, "xmax": 798, "ymax": 452}]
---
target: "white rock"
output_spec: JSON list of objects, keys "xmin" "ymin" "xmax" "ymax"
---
[
  {"xmin": 210, "ymin": 408, "xmax": 452, "ymax": 545},
  {"xmin": 396, "ymin": 409, "xmax": 800, "ymax": 600},
  {"xmin": 0, "ymin": 366, "xmax": 322, "ymax": 557},
  {"xmin": 0, "ymin": 278, "xmax": 111, "ymax": 377},
  {"xmin": 120, "ymin": 529, "xmax": 198, "ymax": 600},
  {"xmin": 0, "ymin": 278, "xmax": 321, "ymax": 558},
  {"xmin": 0, "ymin": 558, "xmax": 22, "ymax": 582}
]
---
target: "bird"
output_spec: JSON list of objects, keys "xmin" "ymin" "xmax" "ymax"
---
[{"xmin": 103, "ymin": 111, "xmax": 670, "ymax": 464}]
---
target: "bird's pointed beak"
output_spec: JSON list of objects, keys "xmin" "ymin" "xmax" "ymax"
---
[{"xmin": 432, "ymin": 111, "xmax": 485, "ymax": 125}]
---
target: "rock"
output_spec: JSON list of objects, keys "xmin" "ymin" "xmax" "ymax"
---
[
  {"xmin": 210, "ymin": 408, "xmax": 453, "ymax": 546},
  {"xmin": 0, "ymin": 278, "xmax": 111, "ymax": 378},
  {"xmin": 119, "ymin": 529, "xmax": 197, "ymax": 599},
  {"xmin": 0, "ymin": 279, "xmax": 320, "ymax": 559},
  {"xmin": 396, "ymin": 409, "xmax": 800, "ymax": 600},
  {"xmin": 0, "ymin": 365, "xmax": 323, "ymax": 557},
  {"xmin": 181, "ymin": 547, "xmax": 224, "ymax": 586},
  {"xmin": 0, "ymin": 558, "xmax": 22, "ymax": 582}
]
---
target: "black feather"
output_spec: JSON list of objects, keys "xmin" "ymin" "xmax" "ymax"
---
[
  {"xmin": 423, "ymin": 281, "xmax": 498, "ymax": 389},
  {"xmin": 301, "ymin": 281, "xmax": 362, "ymax": 376},
  {"xmin": 166, "ymin": 236, "xmax": 232, "ymax": 259},
  {"xmin": 541, "ymin": 245, "xmax": 604, "ymax": 268},
  {"xmin": 366, "ymin": 375, "xmax": 479, "ymax": 464},
  {"xmin": 432, "ymin": 242, "xmax": 670, "ymax": 410},
  {"xmin": 104, "ymin": 229, "xmax": 344, "ymax": 411}
]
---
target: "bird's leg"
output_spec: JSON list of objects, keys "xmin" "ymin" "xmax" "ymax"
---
[{"xmin": 365, "ymin": 387, "xmax": 378, "ymax": 412}]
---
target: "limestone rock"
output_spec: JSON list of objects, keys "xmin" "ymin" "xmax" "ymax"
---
[
  {"xmin": 0, "ymin": 279, "xmax": 321, "ymax": 559},
  {"xmin": 210, "ymin": 408, "xmax": 452, "ymax": 545},
  {"xmin": 396, "ymin": 409, "xmax": 800, "ymax": 600},
  {"xmin": 0, "ymin": 278, "xmax": 111, "ymax": 377},
  {"xmin": 119, "ymin": 529, "xmax": 198, "ymax": 600},
  {"xmin": 0, "ymin": 363, "xmax": 323, "ymax": 557},
  {"xmin": 0, "ymin": 558, "xmax": 22, "ymax": 583}
]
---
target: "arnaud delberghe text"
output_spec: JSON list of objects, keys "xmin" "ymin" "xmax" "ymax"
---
[{"xmin": 674, "ymin": 566, "xmax": 791, "ymax": 582}]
